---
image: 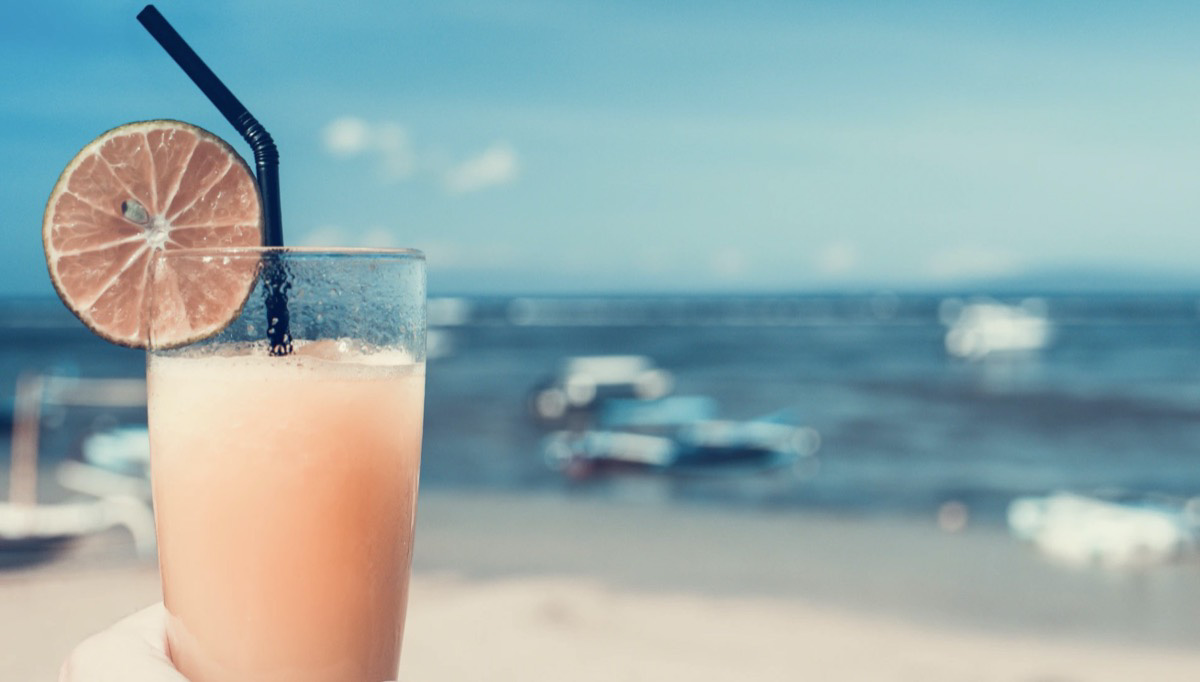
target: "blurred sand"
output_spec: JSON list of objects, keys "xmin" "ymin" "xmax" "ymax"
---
[{"xmin": 2, "ymin": 489, "xmax": 1199, "ymax": 681}]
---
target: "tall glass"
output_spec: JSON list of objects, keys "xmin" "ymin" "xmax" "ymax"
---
[{"xmin": 145, "ymin": 247, "xmax": 426, "ymax": 682}]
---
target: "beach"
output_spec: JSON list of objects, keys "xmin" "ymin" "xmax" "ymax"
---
[
  {"xmin": 3, "ymin": 489, "xmax": 1198, "ymax": 681},
  {"xmin": 5, "ymin": 296, "xmax": 1200, "ymax": 678},
  {"xmin": 10, "ymin": 0, "xmax": 1200, "ymax": 677}
]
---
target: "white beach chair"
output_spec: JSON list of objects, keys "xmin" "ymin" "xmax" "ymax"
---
[{"xmin": 2, "ymin": 373, "xmax": 155, "ymax": 559}]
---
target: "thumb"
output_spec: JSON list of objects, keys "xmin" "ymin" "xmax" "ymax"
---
[{"xmin": 60, "ymin": 603, "xmax": 188, "ymax": 682}]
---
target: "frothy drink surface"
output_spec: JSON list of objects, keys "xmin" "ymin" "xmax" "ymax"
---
[{"xmin": 148, "ymin": 345, "xmax": 424, "ymax": 682}]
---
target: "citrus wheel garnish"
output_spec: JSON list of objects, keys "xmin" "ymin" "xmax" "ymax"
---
[{"xmin": 43, "ymin": 119, "xmax": 264, "ymax": 348}]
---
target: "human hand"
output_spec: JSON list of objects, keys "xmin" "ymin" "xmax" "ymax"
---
[
  {"xmin": 59, "ymin": 603, "xmax": 187, "ymax": 681},
  {"xmin": 59, "ymin": 604, "xmax": 405, "ymax": 681}
]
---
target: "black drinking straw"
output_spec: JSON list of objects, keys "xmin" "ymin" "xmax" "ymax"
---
[{"xmin": 137, "ymin": 4, "xmax": 292, "ymax": 355}]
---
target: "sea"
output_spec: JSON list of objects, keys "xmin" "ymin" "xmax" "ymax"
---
[{"xmin": 4, "ymin": 292, "xmax": 1200, "ymax": 526}]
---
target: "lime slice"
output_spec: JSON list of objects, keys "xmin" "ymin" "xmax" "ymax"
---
[{"xmin": 43, "ymin": 120, "xmax": 263, "ymax": 348}]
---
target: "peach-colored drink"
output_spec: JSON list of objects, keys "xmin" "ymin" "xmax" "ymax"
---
[{"xmin": 148, "ymin": 345, "xmax": 424, "ymax": 682}]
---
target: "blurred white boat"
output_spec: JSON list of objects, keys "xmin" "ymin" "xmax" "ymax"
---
[
  {"xmin": 598, "ymin": 396, "xmax": 719, "ymax": 429},
  {"xmin": 0, "ymin": 497, "xmax": 155, "ymax": 557},
  {"xmin": 57, "ymin": 425, "xmax": 151, "ymax": 501},
  {"xmin": 427, "ymin": 297, "xmax": 472, "ymax": 327},
  {"xmin": 81, "ymin": 425, "xmax": 150, "ymax": 476},
  {"xmin": 1008, "ymin": 491, "xmax": 1198, "ymax": 568},
  {"xmin": 542, "ymin": 415, "xmax": 819, "ymax": 479},
  {"xmin": 427, "ymin": 329, "xmax": 453, "ymax": 360},
  {"xmin": 3, "ymin": 373, "xmax": 155, "ymax": 559},
  {"xmin": 940, "ymin": 297, "xmax": 1051, "ymax": 359},
  {"xmin": 528, "ymin": 355, "xmax": 673, "ymax": 422}
]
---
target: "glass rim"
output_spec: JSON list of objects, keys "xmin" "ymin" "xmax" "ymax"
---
[{"xmin": 153, "ymin": 245, "xmax": 425, "ymax": 260}]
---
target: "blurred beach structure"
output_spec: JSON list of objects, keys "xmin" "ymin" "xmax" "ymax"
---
[{"xmin": 3, "ymin": 292, "xmax": 1200, "ymax": 679}]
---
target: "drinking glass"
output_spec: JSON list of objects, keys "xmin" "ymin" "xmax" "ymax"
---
[{"xmin": 145, "ymin": 247, "xmax": 425, "ymax": 682}]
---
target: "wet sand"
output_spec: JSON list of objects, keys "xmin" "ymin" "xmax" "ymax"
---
[{"xmin": 3, "ymin": 489, "xmax": 1199, "ymax": 680}]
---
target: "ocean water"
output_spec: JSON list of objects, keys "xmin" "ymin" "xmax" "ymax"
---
[{"xmin": 4, "ymin": 293, "xmax": 1200, "ymax": 524}]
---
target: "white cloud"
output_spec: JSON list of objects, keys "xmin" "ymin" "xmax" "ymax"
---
[
  {"xmin": 412, "ymin": 239, "xmax": 521, "ymax": 269},
  {"xmin": 322, "ymin": 117, "xmax": 370, "ymax": 156},
  {"xmin": 361, "ymin": 226, "xmax": 399, "ymax": 248},
  {"xmin": 321, "ymin": 117, "xmax": 416, "ymax": 183},
  {"xmin": 298, "ymin": 224, "xmax": 350, "ymax": 247},
  {"xmin": 926, "ymin": 246, "xmax": 1021, "ymax": 281},
  {"xmin": 816, "ymin": 241, "xmax": 858, "ymax": 276},
  {"xmin": 443, "ymin": 143, "xmax": 520, "ymax": 194},
  {"xmin": 297, "ymin": 224, "xmax": 397, "ymax": 248},
  {"xmin": 322, "ymin": 118, "xmax": 518, "ymax": 193}
]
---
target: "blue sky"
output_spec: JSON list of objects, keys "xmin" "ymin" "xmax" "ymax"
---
[{"xmin": 5, "ymin": 1, "xmax": 1200, "ymax": 295}]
